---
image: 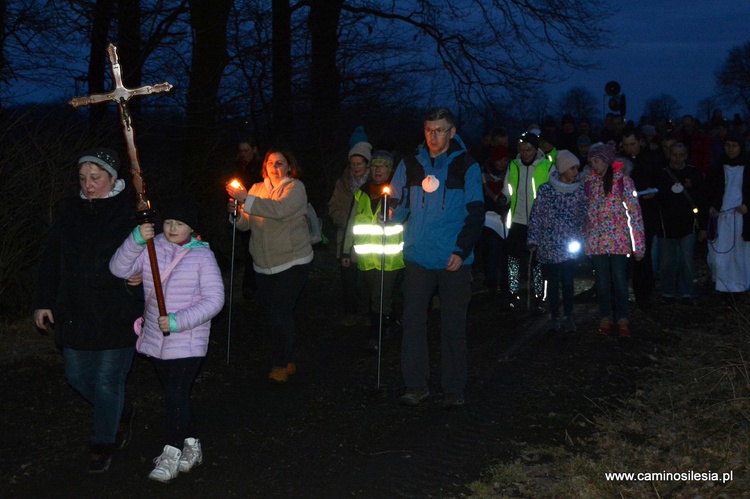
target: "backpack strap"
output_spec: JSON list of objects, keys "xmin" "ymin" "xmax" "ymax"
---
[
  {"xmin": 143, "ymin": 248, "xmax": 190, "ymax": 311},
  {"xmin": 663, "ymin": 167, "xmax": 698, "ymax": 211}
]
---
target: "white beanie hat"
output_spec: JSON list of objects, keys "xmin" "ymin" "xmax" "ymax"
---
[
  {"xmin": 348, "ymin": 141, "xmax": 372, "ymax": 162},
  {"xmin": 555, "ymin": 149, "xmax": 580, "ymax": 175}
]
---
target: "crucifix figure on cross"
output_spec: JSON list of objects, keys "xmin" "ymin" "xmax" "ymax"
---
[{"xmin": 69, "ymin": 43, "xmax": 174, "ymax": 334}]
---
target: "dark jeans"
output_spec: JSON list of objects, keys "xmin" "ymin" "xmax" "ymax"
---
[
  {"xmin": 401, "ymin": 261, "xmax": 471, "ymax": 397},
  {"xmin": 631, "ymin": 226, "xmax": 655, "ymax": 306},
  {"xmin": 63, "ymin": 347, "xmax": 135, "ymax": 445},
  {"xmin": 340, "ymin": 263, "xmax": 367, "ymax": 316},
  {"xmin": 542, "ymin": 259, "xmax": 576, "ymax": 318},
  {"xmin": 362, "ymin": 268, "xmax": 400, "ymax": 316},
  {"xmin": 240, "ymin": 230, "xmax": 256, "ymax": 294},
  {"xmin": 478, "ymin": 227, "xmax": 509, "ymax": 294},
  {"xmin": 151, "ymin": 356, "xmax": 204, "ymax": 448},
  {"xmin": 256, "ymin": 263, "xmax": 311, "ymax": 368},
  {"xmin": 659, "ymin": 234, "xmax": 696, "ymax": 298},
  {"xmin": 591, "ymin": 254, "xmax": 630, "ymax": 321}
]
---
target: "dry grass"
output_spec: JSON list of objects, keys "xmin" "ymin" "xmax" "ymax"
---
[
  {"xmin": 0, "ymin": 318, "xmax": 59, "ymax": 365},
  {"xmin": 469, "ymin": 303, "xmax": 750, "ymax": 498}
]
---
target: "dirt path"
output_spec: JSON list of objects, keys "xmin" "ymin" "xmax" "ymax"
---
[{"xmin": 1, "ymin": 245, "xmax": 687, "ymax": 497}]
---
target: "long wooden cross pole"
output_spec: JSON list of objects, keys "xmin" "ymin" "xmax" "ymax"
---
[{"xmin": 69, "ymin": 43, "xmax": 174, "ymax": 334}]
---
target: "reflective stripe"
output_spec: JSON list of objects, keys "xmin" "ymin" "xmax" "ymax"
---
[
  {"xmin": 353, "ymin": 242, "xmax": 404, "ymax": 255},
  {"xmin": 352, "ymin": 224, "xmax": 404, "ymax": 236},
  {"xmin": 622, "ymin": 201, "xmax": 637, "ymax": 256}
]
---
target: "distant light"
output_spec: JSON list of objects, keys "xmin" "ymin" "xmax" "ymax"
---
[{"xmin": 568, "ymin": 240, "xmax": 581, "ymax": 253}]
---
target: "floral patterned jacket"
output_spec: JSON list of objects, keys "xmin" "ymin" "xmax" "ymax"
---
[
  {"xmin": 584, "ymin": 161, "xmax": 646, "ymax": 258},
  {"xmin": 527, "ymin": 169, "xmax": 586, "ymax": 264}
]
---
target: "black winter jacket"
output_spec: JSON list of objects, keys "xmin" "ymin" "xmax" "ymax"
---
[
  {"xmin": 33, "ymin": 189, "xmax": 143, "ymax": 350},
  {"xmin": 655, "ymin": 164, "xmax": 707, "ymax": 239}
]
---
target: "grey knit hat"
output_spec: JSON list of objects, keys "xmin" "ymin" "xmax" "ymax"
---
[
  {"xmin": 348, "ymin": 141, "xmax": 372, "ymax": 162},
  {"xmin": 78, "ymin": 147, "xmax": 120, "ymax": 179}
]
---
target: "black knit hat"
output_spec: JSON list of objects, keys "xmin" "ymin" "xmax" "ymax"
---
[
  {"xmin": 518, "ymin": 131, "xmax": 539, "ymax": 149},
  {"xmin": 159, "ymin": 196, "xmax": 200, "ymax": 233},
  {"xmin": 78, "ymin": 147, "xmax": 120, "ymax": 178}
]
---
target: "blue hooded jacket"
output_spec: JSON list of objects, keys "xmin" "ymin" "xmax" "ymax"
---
[{"xmin": 390, "ymin": 134, "xmax": 485, "ymax": 269}]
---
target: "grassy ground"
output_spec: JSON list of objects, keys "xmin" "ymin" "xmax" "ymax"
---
[
  {"xmin": 4, "ymin": 251, "xmax": 749, "ymax": 497},
  {"xmin": 468, "ymin": 291, "xmax": 750, "ymax": 498}
]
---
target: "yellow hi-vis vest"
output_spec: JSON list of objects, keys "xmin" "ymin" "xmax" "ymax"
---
[
  {"xmin": 351, "ymin": 190, "xmax": 405, "ymax": 271},
  {"xmin": 505, "ymin": 156, "xmax": 553, "ymax": 228}
]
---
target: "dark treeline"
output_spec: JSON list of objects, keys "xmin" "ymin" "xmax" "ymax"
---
[
  {"xmin": 3, "ymin": 2, "xmax": 749, "ymax": 320},
  {"xmin": 0, "ymin": 0, "xmax": 615, "ymax": 319}
]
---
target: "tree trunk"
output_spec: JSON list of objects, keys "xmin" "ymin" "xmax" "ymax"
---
[
  {"xmin": 183, "ymin": 0, "xmax": 233, "ymax": 187},
  {"xmin": 270, "ymin": 0, "xmax": 292, "ymax": 144},
  {"xmin": 88, "ymin": 0, "xmax": 116, "ymax": 129},
  {"xmin": 0, "ymin": 0, "xmax": 6, "ymax": 111},
  {"xmin": 308, "ymin": 0, "xmax": 344, "ymax": 170}
]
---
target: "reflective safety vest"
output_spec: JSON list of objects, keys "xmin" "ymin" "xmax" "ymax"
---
[
  {"xmin": 506, "ymin": 155, "xmax": 553, "ymax": 228},
  {"xmin": 351, "ymin": 190, "xmax": 405, "ymax": 271}
]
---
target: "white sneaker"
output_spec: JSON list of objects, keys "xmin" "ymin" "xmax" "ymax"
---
[
  {"xmin": 148, "ymin": 445, "xmax": 182, "ymax": 483},
  {"xmin": 179, "ymin": 437, "xmax": 203, "ymax": 472}
]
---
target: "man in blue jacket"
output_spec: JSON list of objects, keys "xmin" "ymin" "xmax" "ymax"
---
[{"xmin": 390, "ymin": 107, "xmax": 485, "ymax": 408}]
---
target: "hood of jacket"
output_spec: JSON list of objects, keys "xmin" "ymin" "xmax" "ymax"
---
[{"xmin": 548, "ymin": 168, "xmax": 582, "ymax": 194}]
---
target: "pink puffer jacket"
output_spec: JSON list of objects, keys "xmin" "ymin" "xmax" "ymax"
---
[{"xmin": 109, "ymin": 231, "xmax": 225, "ymax": 359}]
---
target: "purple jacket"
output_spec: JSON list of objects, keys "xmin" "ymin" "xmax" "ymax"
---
[{"xmin": 109, "ymin": 231, "xmax": 225, "ymax": 359}]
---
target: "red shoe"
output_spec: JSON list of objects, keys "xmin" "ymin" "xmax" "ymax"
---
[
  {"xmin": 598, "ymin": 318, "xmax": 613, "ymax": 336},
  {"xmin": 618, "ymin": 320, "xmax": 631, "ymax": 338}
]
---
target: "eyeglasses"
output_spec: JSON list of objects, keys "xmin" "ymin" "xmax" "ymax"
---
[{"xmin": 424, "ymin": 127, "xmax": 454, "ymax": 137}]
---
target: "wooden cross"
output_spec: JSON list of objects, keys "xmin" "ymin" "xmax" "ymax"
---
[
  {"xmin": 69, "ymin": 43, "xmax": 174, "ymax": 331},
  {"xmin": 69, "ymin": 43, "xmax": 172, "ymax": 211}
]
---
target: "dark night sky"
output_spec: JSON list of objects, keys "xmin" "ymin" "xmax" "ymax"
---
[
  {"xmin": 545, "ymin": 1, "xmax": 750, "ymax": 121},
  {"xmin": 10, "ymin": 2, "xmax": 750, "ymax": 123}
]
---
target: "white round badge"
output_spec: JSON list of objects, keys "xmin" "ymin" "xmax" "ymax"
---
[
  {"xmin": 422, "ymin": 175, "xmax": 440, "ymax": 193},
  {"xmin": 671, "ymin": 183, "xmax": 684, "ymax": 194}
]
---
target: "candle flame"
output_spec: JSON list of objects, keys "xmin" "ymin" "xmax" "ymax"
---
[
  {"xmin": 382, "ymin": 186, "xmax": 391, "ymax": 195},
  {"xmin": 230, "ymin": 179, "xmax": 241, "ymax": 188}
]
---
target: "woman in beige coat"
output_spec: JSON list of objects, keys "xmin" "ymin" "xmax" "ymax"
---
[{"xmin": 227, "ymin": 148, "xmax": 313, "ymax": 382}]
